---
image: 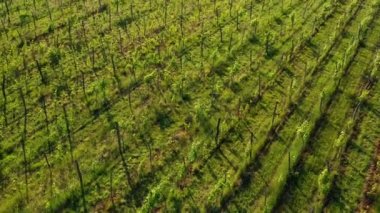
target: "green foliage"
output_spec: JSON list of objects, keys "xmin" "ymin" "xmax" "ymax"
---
[
  {"xmin": 18, "ymin": 11, "xmax": 30, "ymax": 26},
  {"xmin": 154, "ymin": 107, "xmax": 173, "ymax": 130},
  {"xmin": 166, "ymin": 189, "xmax": 182, "ymax": 212},
  {"xmin": 318, "ymin": 168, "xmax": 331, "ymax": 195},
  {"xmin": 1, "ymin": 0, "xmax": 379, "ymax": 212},
  {"xmin": 141, "ymin": 178, "xmax": 169, "ymax": 212},
  {"xmin": 48, "ymin": 48, "xmax": 62, "ymax": 67}
]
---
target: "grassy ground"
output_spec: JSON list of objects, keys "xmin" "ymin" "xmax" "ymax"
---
[
  {"xmin": 277, "ymin": 1, "xmax": 380, "ymax": 211},
  {"xmin": 0, "ymin": 0, "xmax": 379, "ymax": 212}
]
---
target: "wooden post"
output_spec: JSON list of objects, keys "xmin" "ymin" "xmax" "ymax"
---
[
  {"xmin": 115, "ymin": 122, "xmax": 133, "ymax": 188},
  {"xmin": 43, "ymin": 153, "xmax": 53, "ymax": 198},
  {"xmin": 110, "ymin": 170, "xmax": 115, "ymax": 208},
  {"xmin": 111, "ymin": 55, "xmax": 121, "ymax": 94},
  {"xmin": 2, "ymin": 74, "xmax": 7, "ymax": 127},
  {"xmin": 63, "ymin": 105, "xmax": 74, "ymax": 162},
  {"xmin": 75, "ymin": 160, "xmax": 87, "ymax": 213},
  {"xmin": 215, "ymin": 118, "xmax": 221, "ymax": 146},
  {"xmin": 19, "ymin": 87, "xmax": 29, "ymax": 202},
  {"xmin": 35, "ymin": 59, "xmax": 46, "ymax": 85}
]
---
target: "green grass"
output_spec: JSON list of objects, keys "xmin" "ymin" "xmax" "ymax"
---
[{"xmin": 0, "ymin": 0, "xmax": 379, "ymax": 212}]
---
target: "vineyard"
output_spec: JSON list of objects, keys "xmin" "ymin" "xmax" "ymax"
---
[{"xmin": 0, "ymin": 0, "xmax": 380, "ymax": 212}]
